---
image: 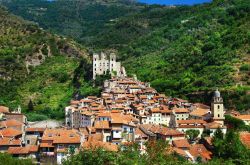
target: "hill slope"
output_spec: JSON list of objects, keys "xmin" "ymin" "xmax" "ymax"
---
[
  {"xmin": 0, "ymin": 6, "xmax": 96, "ymax": 120},
  {"xmin": 1, "ymin": 0, "xmax": 250, "ymax": 111},
  {"xmin": 0, "ymin": 0, "xmax": 141, "ymax": 46}
]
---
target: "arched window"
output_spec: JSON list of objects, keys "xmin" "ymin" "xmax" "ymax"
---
[{"xmin": 218, "ymin": 105, "xmax": 220, "ymax": 109}]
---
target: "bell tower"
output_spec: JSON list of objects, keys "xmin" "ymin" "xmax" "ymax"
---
[{"xmin": 211, "ymin": 89, "xmax": 225, "ymax": 125}]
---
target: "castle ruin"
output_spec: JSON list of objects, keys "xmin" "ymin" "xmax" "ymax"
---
[{"xmin": 93, "ymin": 52, "xmax": 126, "ymax": 80}]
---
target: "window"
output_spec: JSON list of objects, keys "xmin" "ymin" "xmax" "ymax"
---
[
  {"xmin": 27, "ymin": 140, "xmax": 30, "ymax": 144},
  {"xmin": 218, "ymin": 114, "xmax": 220, "ymax": 117},
  {"xmin": 218, "ymin": 105, "xmax": 220, "ymax": 109},
  {"xmin": 58, "ymin": 144, "xmax": 64, "ymax": 149}
]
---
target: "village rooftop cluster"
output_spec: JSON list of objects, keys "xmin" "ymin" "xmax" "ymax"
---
[{"xmin": 0, "ymin": 54, "xmax": 249, "ymax": 164}]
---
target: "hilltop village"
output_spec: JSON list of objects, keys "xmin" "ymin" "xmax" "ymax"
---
[{"xmin": 0, "ymin": 53, "xmax": 249, "ymax": 164}]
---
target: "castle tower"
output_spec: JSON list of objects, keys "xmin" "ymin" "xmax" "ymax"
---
[
  {"xmin": 109, "ymin": 53, "xmax": 117, "ymax": 74},
  {"xmin": 93, "ymin": 53, "xmax": 100, "ymax": 80},
  {"xmin": 211, "ymin": 89, "xmax": 225, "ymax": 125}
]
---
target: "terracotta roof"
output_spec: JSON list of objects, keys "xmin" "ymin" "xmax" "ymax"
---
[
  {"xmin": 70, "ymin": 100, "xmax": 80, "ymax": 105},
  {"xmin": 110, "ymin": 114, "xmax": 138, "ymax": 126},
  {"xmin": 26, "ymin": 145, "xmax": 39, "ymax": 152},
  {"xmin": 80, "ymin": 99, "xmax": 93, "ymax": 103},
  {"xmin": 140, "ymin": 124, "xmax": 184, "ymax": 136},
  {"xmin": 0, "ymin": 138, "xmax": 21, "ymax": 146},
  {"xmin": 135, "ymin": 128, "xmax": 148, "ymax": 139},
  {"xmin": 87, "ymin": 96, "xmax": 98, "ymax": 100},
  {"xmin": 236, "ymin": 115, "xmax": 250, "ymax": 120},
  {"xmin": 0, "ymin": 106, "xmax": 9, "ymax": 113},
  {"xmin": 151, "ymin": 108, "xmax": 161, "ymax": 113},
  {"xmin": 173, "ymin": 108, "xmax": 189, "ymax": 113},
  {"xmin": 26, "ymin": 127, "xmax": 45, "ymax": 132},
  {"xmin": 94, "ymin": 121, "xmax": 110, "ymax": 129},
  {"xmin": 172, "ymin": 139, "xmax": 191, "ymax": 148},
  {"xmin": 204, "ymin": 137, "xmax": 213, "ymax": 146},
  {"xmin": 82, "ymin": 141, "xmax": 118, "ymax": 152},
  {"xmin": 173, "ymin": 147, "xmax": 189, "ymax": 157},
  {"xmin": 139, "ymin": 95, "xmax": 147, "ymax": 99},
  {"xmin": 8, "ymin": 147, "xmax": 29, "ymax": 154},
  {"xmin": 177, "ymin": 120, "xmax": 207, "ymax": 125},
  {"xmin": 42, "ymin": 128, "xmax": 81, "ymax": 144},
  {"xmin": 0, "ymin": 128, "xmax": 22, "ymax": 137},
  {"xmin": 205, "ymin": 122, "xmax": 224, "ymax": 129},
  {"xmin": 40, "ymin": 142, "xmax": 54, "ymax": 148},
  {"xmin": 98, "ymin": 112, "xmax": 111, "ymax": 117},
  {"xmin": 8, "ymin": 145, "xmax": 38, "ymax": 155},
  {"xmin": 239, "ymin": 132, "xmax": 250, "ymax": 149},
  {"xmin": 193, "ymin": 103, "xmax": 210, "ymax": 109},
  {"xmin": 190, "ymin": 108, "xmax": 210, "ymax": 117},
  {"xmin": 88, "ymin": 134, "xmax": 103, "ymax": 142},
  {"xmin": 0, "ymin": 119, "xmax": 23, "ymax": 128},
  {"xmin": 189, "ymin": 144, "xmax": 212, "ymax": 160},
  {"xmin": 160, "ymin": 128, "xmax": 184, "ymax": 136}
]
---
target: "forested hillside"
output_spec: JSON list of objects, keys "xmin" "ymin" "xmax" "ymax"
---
[
  {"xmin": 0, "ymin": 0, "xmax": 141, "ymax": 45},
  {"xmin": 0, "ymin": 6, "xmax": 97, "ymax": 120},
  {"xmin": 1, "ymin": 0, "xmax": 250, "ymax": 111}
]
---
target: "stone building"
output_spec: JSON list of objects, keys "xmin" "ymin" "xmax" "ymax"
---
[
  {"xmin": 211, "ymin": 89, "xmax": 225, "ymax": 125},
  {"xmin": 93, "ymin": 52, "xmax": 126, "ymax": 79}
]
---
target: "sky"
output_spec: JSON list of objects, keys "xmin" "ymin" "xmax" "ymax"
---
[{"xmin": 138, "ymin": 0, "xmax": 212, "ymax": 5}]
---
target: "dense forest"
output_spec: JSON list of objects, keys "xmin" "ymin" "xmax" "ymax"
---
[{"xmin": 0, "ymin": 0, "xmax": 249, "ymax": 115}]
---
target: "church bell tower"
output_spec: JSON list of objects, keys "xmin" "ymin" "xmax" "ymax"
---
[{"xmin": 211, "ymin": 89, "xmax": 225, "ymax": 125}]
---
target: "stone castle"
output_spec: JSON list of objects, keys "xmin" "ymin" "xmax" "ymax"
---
[{"xmin": 93, "ymin": 52, "xmax": 126, "ymax": 79}]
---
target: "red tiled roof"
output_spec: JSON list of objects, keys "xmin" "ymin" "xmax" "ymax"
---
[
  {"xmin": 42, "ymin": 128, "xmax": 81, "ymax": 144},
  {"xmin": 26, "ymin": 127, "xmax": 46, "ymax": 132},
  {"xmin": 190, "ymin": 108, "xmax": 210, "ymax": 117},
  {"xmin": 172, "ymin": 139, "xmax": 191, "ymax": 148},
  {"xmin": 240, "ymin": 132, "xmax": 250, "ymax": 149},
  {"xmin": 8, "ymin": 145, "xmax": 38, "ymax": 155},
  {"xmin": 0, "ymin": 106, "xmax": 9, "ymax": 113},
  {"xmin": 173, "ymin": 108, "xmax": 189, "ymax": 113},
  {"xmin": 0, "ymin": 128, "xmax": 22, "ymax": 137},
  {"xmin": 189, "ymin": 144, "xmax": 212, "ymax": 160},
  {"xmin": 40, "ymin": 142, "xmax": 54, "ymax": 148},
  {"xmin": 177, "ymin": 120, "xmax": 207, "ymax": 125},
  {"xmin": 236, "ymin": 115, "xmax": 250, "ymax": 120},
  {"xmin": 0, "ymin": 119, "xmax": 23, "ymax": 128},
  {"xmin": 8, "ymin": 147, "xmax": 29, "ymax": 154},
  {"xmin": 94, "ymin": 121, "xmax": 110, "ymax": 129},
  {"xmin": 0, "ymin": 138, "xmax": 21, "ymax": 146},
  {"xmin": 82, "ymin": 141, "xmax": 118, "ymax": 152}
]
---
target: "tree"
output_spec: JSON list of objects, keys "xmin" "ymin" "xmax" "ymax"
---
[
  {"xmin": 213, "ymin": 129, "xmax": 250, "ymax": 163},
  {"xmin": 212, "ymin": 128, "xmax": 224, "ymax": 157},
  {"xmin": 225, "ymin": 115, "xmax": 247, "ymax": 131},
  {"xmin": 0, "ymin": 153, "xmax": 32, "ymax": 165},
  {"xmin": 28, "ymin": 99, "xmax": 34, "ymax": 112},
  {"xmin": 185, "ymin": 129, "xmax": 200, "ymax": 142}
]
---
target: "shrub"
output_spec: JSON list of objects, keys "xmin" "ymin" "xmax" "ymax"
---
[{"xmin": 240, "ymin": 64, "xmax": 250, "ymax": 71}]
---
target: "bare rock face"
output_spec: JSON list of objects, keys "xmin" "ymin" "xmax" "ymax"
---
[{"xmin": 25, "ymin": 44, "xmax": 48, "ymax": 74}]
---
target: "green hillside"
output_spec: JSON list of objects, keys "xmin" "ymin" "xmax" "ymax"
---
[
  {"xmin": 0, "ymin": 0, "xmax": 141, "ymax": 45},
  {"xmin": 1, "ymin": 0, "xmax": 250, "ymax": 111},
  {"xmin": 0, "ymin": 6, "xmax": 97, "ymax": 120}
]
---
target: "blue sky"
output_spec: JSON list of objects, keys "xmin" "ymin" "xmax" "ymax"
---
[{"xmin": 138, "ymin": 0, "xmax": 212, "ymax": 5}]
